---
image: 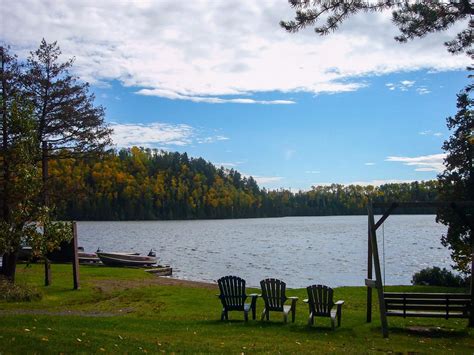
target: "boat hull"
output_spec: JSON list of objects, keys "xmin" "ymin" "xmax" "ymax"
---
[{"xmin": 97, "ymin": 252, "xmax": 157, "ymax": 267}]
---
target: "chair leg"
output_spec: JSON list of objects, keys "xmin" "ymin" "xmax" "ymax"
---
[
  {"xmin": 261, "ymin": 309, "xmax": 266, "ymax": 321},
  {"xmin": 244, "ymin": 310, "xmax": 249, "ymax": 322},
  {"xmin": 251, "ymin": 297, "xmax": 257, "ymax": 320},
  {"xmin": 337, "ymin": 307, "xmax": 342, "ymax": 327},
  {"xmin": 308, "ymin": 313, "xmax": 314, "ymax": 326},
  {"xmin": 292, "ymin": 308, "xmax": 296, "ymax": 323},
  {"xmin": 283, "ymin": 312, "xmax": 288, "ymax": 323},
  {"xmin": 330, "ymin": 315, "xmax": 336, "ymax": 330},
  {"xmin": 221, "ymin": 309, "xmax": 227, "ymax": 321}
]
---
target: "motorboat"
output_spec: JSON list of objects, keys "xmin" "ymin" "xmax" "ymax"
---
[
  {"xmin": 96, "ymin": 249, "xmax": 157, "ymax": 267},
  {"xmin": 77, "ymin": 247, "xmax": 101, "ymax": 264}
]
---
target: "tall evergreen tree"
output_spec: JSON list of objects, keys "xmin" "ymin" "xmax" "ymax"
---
[
  {"xmin": 437, "ymin": 89, "xmax": 474, "ymax": 274},
  {"xmin": 0, "ymin": 46, "xmax": 23, "ymax": 278},
  {"xmin": 280, "ymin": 0, "xmax": 473, "ymax": 58},
  {"xmin": 23, "ymin": 39, "xmax": 111, "ymax": 207}
]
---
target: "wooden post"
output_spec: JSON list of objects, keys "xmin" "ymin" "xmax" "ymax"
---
[
  {"xmin": 366, "ymin": 213, "xmax": 373, "ymax": 323},
  {"xmin": 470, "ymin": 227, "xmax": 473, "ymax": 327},
  {"xmin": 368, "ymin": 203, "xmax": 389, "ymax": 337},
  {"xmin": 72, "ymin": 221, "xmax": 80, "ymax": 290}
]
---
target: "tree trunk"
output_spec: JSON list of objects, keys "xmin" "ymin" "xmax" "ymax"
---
[
  {"xmin": 44, "ymin": 258, "xmax": 51, "ymax": 286},
  {"xmin": 42, "ymin": 141, "xmax": 52, "ymax": 286},
  {"xmin": 1, "ymin": 251, "xmax": 18, "ymax": 282}
]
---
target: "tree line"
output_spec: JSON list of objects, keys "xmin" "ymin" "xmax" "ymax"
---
[{"xmin": 48, "ymin": 146, "xmax": 440, "ymax": 221}]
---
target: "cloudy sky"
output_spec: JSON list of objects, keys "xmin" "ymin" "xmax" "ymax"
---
[{"xmin": 2, "ymin": 0, "xmax": 470, "ymax": 190}]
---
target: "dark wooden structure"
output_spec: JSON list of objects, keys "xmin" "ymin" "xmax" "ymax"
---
[
  {"xmin": 217, "ymin": 276, "xmax": 258, "ymax": 321},
  {"xmin": 304, "ymin": 284, "xmax": 344, "ymax": 329},
  {"xmin": 260, "ymin": 278, "xmax": 298, "ymax": 323},
  {"xmin": 366, "ymin": 201, "xmax": 474, "ymax": 337},
  {"xmin": 72, "ymin": 221, "xmax": 80, "ymax": 290}
]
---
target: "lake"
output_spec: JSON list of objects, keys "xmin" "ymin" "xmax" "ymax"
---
[{"xmin": 77, "ymin": 215, "xmax": 451, "ymax": 288}]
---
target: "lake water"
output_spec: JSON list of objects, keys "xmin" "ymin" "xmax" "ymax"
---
[{"xmin": 77, "ymin": 215, "xmax": 451, "ymax": 288}]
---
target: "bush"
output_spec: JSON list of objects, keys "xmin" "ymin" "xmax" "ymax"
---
[
  {"xmin": 411, "ymin": 266, "xmax": 468, "ymax": 287},
  {"xmin": 0, "ymin": 277, "xmax": 42, "ymax": 302}
]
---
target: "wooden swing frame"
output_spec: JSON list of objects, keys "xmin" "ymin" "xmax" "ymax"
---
[{"xmin": 365, "ymin": 201, "xmax": 474, "ymax": 337}]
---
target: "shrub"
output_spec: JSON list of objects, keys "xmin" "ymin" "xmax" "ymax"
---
[
  {"xmin": 0, "ymin": 277, "xmax": 42, "ymax": 302},
  {"xmin": 411, "ymin": 266, "xmax": 468, "ymax": 287}
]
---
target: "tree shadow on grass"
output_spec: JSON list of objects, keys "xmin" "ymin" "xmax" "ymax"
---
[{"xmin": 388, "ymin": 326, "xmax": 470, "ymax": 339}]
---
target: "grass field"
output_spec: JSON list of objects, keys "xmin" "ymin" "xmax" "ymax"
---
[{"xmin": 0, "ymin": 263, "xmax": 473, "ymax": 354}]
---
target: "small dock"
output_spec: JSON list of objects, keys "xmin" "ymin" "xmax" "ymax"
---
[{"xmin": 144, "ymin": 266, "xmax": 173, "ymax": 276}]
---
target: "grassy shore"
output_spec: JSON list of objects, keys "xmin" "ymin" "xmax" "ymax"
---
[{"xmin": 0, "ymin": 264, "xmax": 472, "ymax": 353}]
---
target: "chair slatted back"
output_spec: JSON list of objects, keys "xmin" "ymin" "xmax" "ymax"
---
[
  {"xmin": 260, "ymin": 278, "xmax": 287, "ymax": 312},
  {"xmin": 307, "ymin": 285, "xmax": 334, "ymax": 316},
  {"xmin": 218, "ymin": 276, "xmax": 246, "ymax": 310}
]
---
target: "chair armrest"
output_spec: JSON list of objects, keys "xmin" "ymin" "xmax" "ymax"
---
[
  {"xmin": 335, "ymin": 300, "xmax": 344, "ymax": 306},
  {"xmin": 303, "ymin": 299, "xmax": 309, "ymax": 303},
  {"xmin": 248, "ymin": 293, "xmax": 259, "ymax": 298},
  {"xmin": 288, "ymin": 296, "xmax": 299, "ymax": 300}
]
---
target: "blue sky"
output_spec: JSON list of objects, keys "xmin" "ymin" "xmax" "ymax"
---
[{"xmin": 2, "ymin": 1, "xmax": 470, "ymax": 190}]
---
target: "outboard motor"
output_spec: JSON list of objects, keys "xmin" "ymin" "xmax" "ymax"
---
[
  {"xmin": 148, "ymin": 249, "xmax": 156, "ymax": 257},
  {"xmin": 96, "ymin": 247, "xmax": 102, "ymax": 253}
]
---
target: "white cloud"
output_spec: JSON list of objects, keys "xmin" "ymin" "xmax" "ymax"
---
[
  {"xmin": 364, "ymin": 162, "xmax": 376, "ymax": 166},
  {"xmin": 416, "ymin": 87, "xmax": 431, "ymax": 95},
  {"xmin": 385, "ymin": 153, "xmax": 446, "ymax": 172},
  {"xmin": 242, "ymin": 173, "xmax": 283, "ymax": 186},
  {"xmin": 214, "ymin": 160, "xmax": 246, "ymax": 168},
  {"xmin": 111, "ymin": 122, "xmax": 194, "ymax": 147},
  {"xmin": 111, "ymin": 122, "xmax": 228, "ymax": 148},
  {"xmin": 345, "ymin": 179, "xmax": 418, "ymax": 186},
  {"xmin": 419, "ymin": 130, "xmax": 443, "ymax": 137},
  {"xmin": 386, "ymin": 80, "xmax": 418, "ymax": 92},
  {"xmin": 253, "ymin": 176, "xmax": 284, "ymax": 185},
  {"xmin": 2, "ymin": 1, "xmax": 469, "ymax": 103},
  {"xmin": 400, "ymin": 80, "xmax": 415, "ymax": 88},
  {"xmin": 312, "ymin": 179, "xmax": 417, "ymax": 187},
  {"xmin": 305, "ymin": 170, "xmax": 320, "ymax": 174},
  {"xmin": 197, "ymin": 135, "xmax": 229, "ymax": 144},
  {"xmin": 137, "ymin": 89, "xmax": 295, "ymax": 104}
]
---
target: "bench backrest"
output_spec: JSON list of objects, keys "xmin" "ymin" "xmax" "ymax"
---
[
  {"xmin": 260, "ymin": 278, "xmax": 287, "ymax": 312},
  {"xmin": 306, "ymin": 284, "xmax": 334, "ymax": 316},
  {"xmin": 384, "ymin": 292, "xmax": 471, "ymax": 318},
  {"xmin": 218, "ymin": 276, "xmax": 247, "ymax": 310}
]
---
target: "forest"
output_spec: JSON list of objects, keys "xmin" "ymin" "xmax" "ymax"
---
[{"xmin": 48, "ymin": 147, "xmax": 440, "ymax": 220}]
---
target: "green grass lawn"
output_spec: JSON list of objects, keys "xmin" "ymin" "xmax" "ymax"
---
[{"xmin": 0, "ymin": 263, "xmax": 472, "ymax": 354}]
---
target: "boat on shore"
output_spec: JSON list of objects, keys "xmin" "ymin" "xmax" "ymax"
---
[{"xmin": 96, "ymin": 250, "xmax": 157, "ymax": 267}]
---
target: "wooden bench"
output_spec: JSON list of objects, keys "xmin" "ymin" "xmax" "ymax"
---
[{"xmin": 384, "ymin": 292, "xmax": 471, "ymax": 319}]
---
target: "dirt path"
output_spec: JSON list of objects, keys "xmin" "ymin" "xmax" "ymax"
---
[{"xmin": 93, "ymin": 276, "xmax": 217, "ymax": 293}]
